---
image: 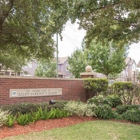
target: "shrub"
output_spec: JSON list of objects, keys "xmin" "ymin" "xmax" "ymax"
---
[
  {"xmin": 94, "ymin": 104, "xmax": 115, "ymax": 119},
  {"xmin": 112, "ymin": 82, "xmax": 140, "ymax": 105},
  {"xmin": 0, "ymin": 101, "xmax": 67, "ymax": 116},
  {"xmin": 113, "ymin": 112, "xmax": 123, "ymax": 120},
  {"xmin": 106, "ymin": 94, "xmax": 122, "ymax": 108},
  {"xmin": 64, "ymin": 101, "xmax": 96, "ymax": 117},
  {"xmin": 122, "ymin": 109, "xmax": 140, "ymax": 122},
  {"xmin": 87, "ymin": 95, "xmax": 112, "ymax": 107},
  {"xmin": 1, "ymin": 103, "xmax": 42, "ymax": 116},
  {"xmin": 0, "ymin": 109, "xmax": 9, "ymax": 127},
  {"xmin": 85, "ymin": 104, "xmax": 97, "ymax": 117},
  {"xmin": 116, "ymin": 105, "xmax": 140, "ymax": 114},
  {"xmin": 83, "ymin": 78, "xmax": 108, "ymax": 96}
]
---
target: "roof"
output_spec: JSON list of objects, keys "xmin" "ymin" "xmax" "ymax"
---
[
  {"xmin": 58, "ymin": 57, "xmax": 68, "ymax": 64},
  {"xmin": 125, "ymin": 57, "xmax": 131, "ymax": 65},
  {"xmin": 125, "ymin": 57, "xmax": 136, "ymax": 65}
]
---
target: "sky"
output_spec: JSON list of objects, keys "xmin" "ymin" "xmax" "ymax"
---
[{"xmin": 56, "ymin": 21, "xmax": 140, "ymax": 64}]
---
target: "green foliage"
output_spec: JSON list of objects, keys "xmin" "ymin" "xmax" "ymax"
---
[
  {"xmin": 67, "ymin": 48, "xmax": 87, "ymax": 78},
  {"xmin": 35, "ymin": 58, "xmax": 56, "ymax": 77},
  {"xmin": 113, "ymin": 82, "xmax": 133, "ymax": 91},
  {"xmin": 16, "ymin": 113, "xmax": 31, "ymax": 126},
  {"xmin": 94, "ymin": 105, "xmax": 115, "ymax": 119},
  {"xmin": 1, "ymin": 103, "xmax": 42, "ymax": 116},
  {"xmin": 0, "ymin": 50, "xmax": 28, "ymax": 73},
  {"xmin": 87, "ymin": 94, "xmax": 122, "ymax": 108},
  {"xmin": 46, "ymin": 108, "xmax": 57, "ymax": 119},
  {"xmin": 87, "ymin": 95, "xmax": 112, "ymax": 107},
  {"xmin": 106, "ymin": 94, "xmax": 122, "ymax": 108},
  {"xmin": 85, "ymin": 40, "xmax": 127, "ymax": 77},
  {"xmin": 69, "ymin": 0, "xmax": 140, "ymax": 45},
  {"xmin": 0, "ymin": 1, "xmax": 69, "ymax": 60},
  {"xmin": 83, "ymin": 78, "xmax": 108, "ymax": 96},
  {"xmin": 122, "ymin": 109, "xmax": 140, "ymax": 122},
  {"xmin": 38, "ymin": 108, "xmax": 69, "ymax": 120},
  {"xmin": 116, "ymin": 105, "xmax": 140, "ymax": 114},
  {"xmin": 5, "ymin": 115, "xmax": 16, "ymax": 127},
  {"xmin": 15, "ymin": 107, "xmax": 70, "ymax": 126},
  {"xmin": 112, "ymin": 82, "xmax": 140, "ymax": 105},
  {"xmin": 0, "ymin": 109, "xmax": 9, "ymax": 127},
  {"xmin": 0, "ymin": 101, "xmax": 67, "ymax": 116},
  {"xmin": 53, "ymin": 108, "xmax": 69, "ymax": 118},
  {"xmin": 64, "ymin": 101, "xmax": 96, "ymax": 117}
]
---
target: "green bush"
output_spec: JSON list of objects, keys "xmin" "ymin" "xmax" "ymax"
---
[
  {"xmin": 83, "ymin": 78, "xmax": 108, "ymax": 96},
  {"xmin": 122, "ymin": 109, "xmax": 140, "ymax": 122},
  {"xmin": 64, "ymin": 101, "xmax": 96, "ymax": 117},
  {"xmin": 0, "ymin": 103, "xmax": 42, "ymax": 116},
  {"xmin": 116, "ymin": 105, "xmax": 140, "ymax": 114},
  {"xmin": 94, "ymin": 104, "xmax": 115, "ymax": 119},
  {"xmin": 106, "ymin": 94, "xmax": 122, "ymax": 108},
  {"xmin": 0, "ymin": 109, "xmax": 9, "ymax": 127},
  {"xmin": 112, "ymin": 82, "xmax": 133, "ymax": 91},
  {"xmin": 87, "ymin": 95, "xmax": 112, "ymax": 107},
  {"xmin": 0, "ymin": 101, "xmax": 67, "ymax": 116},
  {"xmin": 112, "ymin": 82, "xmax": 140, "ymax": 105}
]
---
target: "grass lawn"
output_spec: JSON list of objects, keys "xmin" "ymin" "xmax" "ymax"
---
[{"xmin": 4, "ymin": 120, "xmax": 140, "ymax": 140}]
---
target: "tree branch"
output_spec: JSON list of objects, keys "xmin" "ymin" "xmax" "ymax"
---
[{"xmin": 0, "ymin": 0, "xmax": 15, "ymax": 30}]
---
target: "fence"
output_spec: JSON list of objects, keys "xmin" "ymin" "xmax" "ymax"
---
[{"xmin": 108, "ymin": 73, "xmax": 139, "ymax": 83}]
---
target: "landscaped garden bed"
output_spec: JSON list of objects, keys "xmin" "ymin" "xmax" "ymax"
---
[{"xmin": 1, "ymin": 79, "xmax": 140, "ymax": 139}]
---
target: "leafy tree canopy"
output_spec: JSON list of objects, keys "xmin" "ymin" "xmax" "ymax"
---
[
  {"xmin": 35, "ymin": 58, "xmax": 56, "ymax": 77},
  {"xmin": 0, "ymin": 49, "xmax": 28, "ymax": 72},
  {"xmin": 0, "ymin": 0, "xmax": 69, "ymax": 60},
  {"xmin": 67, "ymin": 48, "xmax": 87, "ymax": 78},
  {"xmin": 68, "ymin": 0, "xmax": 140, "ymax": 46},
  {"xmin": 85, "ymin": 40, "xmax": 127, "ymax": 76}
]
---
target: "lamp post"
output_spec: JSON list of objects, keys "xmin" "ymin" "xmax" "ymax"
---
[{"xmin": 56, "ymin": 33, "xmax": 58, "ymax": 78}]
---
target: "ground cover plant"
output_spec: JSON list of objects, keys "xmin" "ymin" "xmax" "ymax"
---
[
  {"xmin": 0, "ymin": 109, "xmax": 9, "ymax": 127},
  {"xmin": 3, "ymin": 121, "xmax": 140, "ymax": 140},
  {"xmin": 0, "ymin": 101, "xmax": 66, "ymax": 116},
  {"xmin": 64, "ymin": 100, "xmax": 96, "ymax": 117},
  {"xmin": 0, "ymin": 101, "xmax": 69, "ymax": 127}
]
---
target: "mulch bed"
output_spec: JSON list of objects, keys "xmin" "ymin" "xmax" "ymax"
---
[{"xmin": 0, "ymin": 115, "xmax": 140, "ymax": 139}]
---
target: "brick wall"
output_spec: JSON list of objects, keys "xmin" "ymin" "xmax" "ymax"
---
[{"xmin": 0, "ymin": 76, "xmax": 86, "ymax": 105}]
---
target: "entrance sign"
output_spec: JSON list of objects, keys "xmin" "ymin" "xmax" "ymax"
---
[{"xmin": 10, "ymin": 88, "xmax": 62, "ymax": 98}]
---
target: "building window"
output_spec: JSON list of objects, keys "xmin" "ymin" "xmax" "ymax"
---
[{"xmin": 132, "ymin": 63, "xmax": 136, "ymax": 71}]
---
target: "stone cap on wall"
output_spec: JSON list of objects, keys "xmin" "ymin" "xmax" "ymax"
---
[
  {"xmin": 80, "ymin": 65, "xmax": 96, "ymax": 78},
  {"xmin": 0, "ymin": 76, "xmax": 82, "ymax": 81}
]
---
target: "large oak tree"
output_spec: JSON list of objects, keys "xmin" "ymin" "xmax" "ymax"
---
[
  {"xmin": 68, "ymin": 0, "xmax": 140, "ymax": 46},
  {"xmin": 0, "ymin": 0, "xmax": 69, "ymax": 60}
]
